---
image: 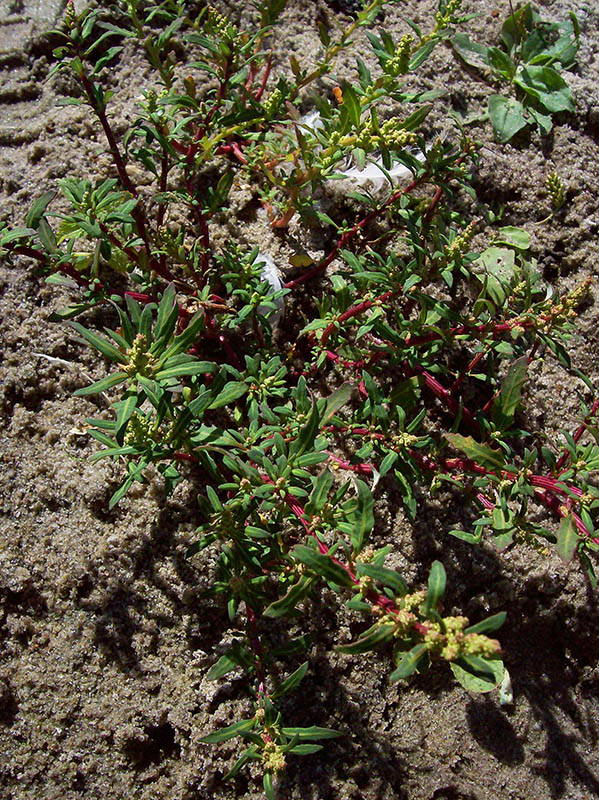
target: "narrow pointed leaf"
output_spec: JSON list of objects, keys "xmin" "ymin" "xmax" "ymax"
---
[
  {"xmin": 74, "ymin": 371, "xmax": 128, "ymax": 396},
  {"xmin": 264, "ymin": 576, "xmax": 316, "ymax": 618},
  {"xmin": 292, "ymin": 545, "xmax": 354, "ymax": 588},
  {"xmin": 71, "ymin": 322, "xmax": 129, "ymax": 364},
  {"xmin": 336, "ymin": 622, "xmax": 395, "ymax": 655},
  {"xmin": 271, "ymin": 662, "xmax": 309, "ymax": 700},
  {"xmin": 199, "ymin": 718, "xmax": 256, "ymax": 744},
  {"xmin": 423, "ymin": 560, "xmax": 446, "ymax": 616},
  {"xmin": 445, "ymin": 433, "xmax": 506, "ymax": 471},
  {"xmin": 465, "ymin": 612, "xmax": 507, "ymax": 635},
  {"xmin": 390, "ymin": 643, "xmax": 428, "ymax": 682}
]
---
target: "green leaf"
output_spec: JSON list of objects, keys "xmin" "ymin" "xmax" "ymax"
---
[
  {"xmin": 263, "ymin": 772, "xmax": 274, "ymax": 800},
  {"xmin": 225, "ymin": 745, "xmax": 259, "ymax": 779},
  {"xmin": 493, "ymin": 226, "xmax": 530, "ymax": 250},
  {"xmin": 451, "ymin": 657, "xmax": 504, "ymax": 693},
  {"xmin": 264, "ymin": 575, "xmax": 316, "ymax": 618},
  {"xmin": 556, "ymin": 514, "xmax": 580, "ymax": 562},
  {"xmin": 153, "ymin": 282, "xmax": 178, "ymax": 344},
  {"xmin": 514, "ymin": 65, "xmax": 574, "ymax": 113},
  {"xmin": 448, "ymin": 528, "xmax": 482, "ymax": 544},
  {"xmin": 494, "ymin": 356, "xmax": 528, "ymax": 424},
  {"xmin": 356, "ymin": 562, "xmax": 407, "ymax": 596},
  {"xmin": 451, "ymin": 33, "xmax": 490, "ymax": 69},
  {"xmin": 208, "ymin": 381, "xmax": 248, "ymax": 409},
  {"xmin": 114, "ymin": 392, "xmax": 138, "ymax": 442},
  {"xmin": 271, "ymin": 662, "xmax": 309, "ymax": 700},
  {"xmin": 306, "ymin": 469, "xmax": 334, "ymax": 514},
  {"xmin": 336, "ymin": 622, "xmax": 395, "ymax": 655},
  {"xmin": 281, "ymin": 726, "xmax": 342, "ymax": 741},
  {"xmin": 445, "ymin": 433, "xmax": 506, "ymax": 471},
  {"xmin": 291, "ymin": 401, "xmax": 320, "ymax": 458},
  {"xmin": 38, "ymin": 217, "xmax": 58, "ymax": 254},
  {"xmin": 322, "ymin": 382, "xmax": 353, "ymax": 423},
  {"xmin": 74, "ymin": 371, "xmax": 128, "ymax": 396},
  {"xmin": 488, "ymin": 95, "xmax": 529, "ymax": 143},
  {"xmin": 465, "ymin": 612, "xmax": 507, "ymax": 635},
  {"xmin": 71, "ymin": 322, "xmax": 129, "ymax": 365},
  {"xmin": 206, "ymin": 643, "xmax": 252, "ymax": 680},
  {"xmin": 342, "ymin": 85, "xmax": 361, "ymax": 129},
  {"xmin": 199, "ymin": 718, "xmax": 256, "ymax": 744},
  {"xmin": 287, "ymin": 744, "xmax": 323, "ymax": 755},
  {"xmin": 161, "ymin": 311, "xmax": 204, "ymax": 360},
  {"xmin": 292, "ymin": 545, "xmax": 354, "ymax": 588},
  {"xmin": 206, "ymin": 654, "xmax": 239, "ymax": 681},
  {"xmin": 351, "ymin": 479, "xmax": 374, "ymax": 554},
  {"xmin": 486, "ymin": 46, "xmax": 515, "ymax": 80},
  {"xmin": 422, "ymin": 560, "xmax": 446, "ymax": 616},
  {"xmin": 154, "ymin": 360, "xmax": 216, "ymax": 381},
  {"xmin": 26, "ymin": 192, "xmax": 56, "ymax": 229},
  {"xmin": 389, "ymin": 643, "xmax": 428, "ymax": 682}
]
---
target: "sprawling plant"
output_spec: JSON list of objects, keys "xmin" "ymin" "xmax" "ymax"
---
[{"xmin": 2, "ymin": 0, "xmax": 597, "ymax": 796}]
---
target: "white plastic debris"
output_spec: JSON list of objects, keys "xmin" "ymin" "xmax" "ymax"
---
[
  {"xmin": 256, "ymin": 252, "xmax": 285, "ymax": 326},
  {"xmin": 336, "ymin": 152, "xmax": 426, "ymax": 193},
  {"xmin": 299, "ymin": 109, "xmax": 325, "ymax": 133},
  {"xmin": 499, "ymin": 667, "xmax": 513, "ymax": 706}
]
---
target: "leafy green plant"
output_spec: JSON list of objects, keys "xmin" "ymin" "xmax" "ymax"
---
[
  {"xmin": 452, "ymin": 2, "xmax": 579, "ymax": 141},
  {"xmin": 3, "ymin": 0, "xmax": 598, "ymax": 796}
]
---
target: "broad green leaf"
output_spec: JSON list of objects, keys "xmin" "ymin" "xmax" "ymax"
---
[
  {"xmin": 161, "ymin": 311, "xmax": 204, "ymax": 360},
  {"xmin": 556, "ymin": 514, "xmax": 579, "ymax": 562},
  {"xmin": 451, "ymin": 33, "xmax": 490, "ymax": 69},
  {"xmin": 486, "ymin": 46, "xmax": 515, "ymax": 80},
  {"xmin": 390, "ymin": 643, "xmax": 428, "ymax": 682},
  {"xmin": 74, "ymin": 371, "xmax": 128, "ymax": 396},
  {"xmin": 199, "ymin": 718, "xmax": 256, "ymax": 744},
  {"xmin": 422, "ymin": 560, "xmax": 446, "ymax": 616},
  {"xmin": 336, "ymin": 622, "xmax": 395, "ymax": 655},
  {"xmin": 451, "ymin": 657, "xmax": 504, "ymax": 693},
  {"xmin": 493, "ymin": 226, "xmax": 530, "ymax": 250},
  {"xmin": 465, "ymin": 612, "xmax": 507, "ymax": 635},
  {"xmin": 514, "ymin": 65, "xmax": 574, "ymax": 113},
  {"xmin": 206, "ymin": 643, "xmax": 252, "ymax": 680},
  {"xmin": 351, "ymin": 479, "xmax": 374, "ymax": 553},
  {"xmin": 153, "ymin": 283, "xmax": 178, "ymax": 344},
  {"xmin": 206, "ymin": 654, "xmax": 239, "ymax": 681},
  {"xmin": 445, "ymin": 433, "xmax": 506, "ymax": 471},
  {"xmin": 1, "ymin": 226, "xmax": 36, "ymax": 246},
  {"xmin": 292, "ymin": 545, "xmax": 354, "ymax": 588},
  {"xmin": 488, "ymin": 95, "xmax": 528, "ymax": 143}
]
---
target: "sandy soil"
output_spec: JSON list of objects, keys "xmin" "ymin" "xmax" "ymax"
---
[{"xmin": 1, "ymin": 1, "xmax": 599, "ymax": 798}]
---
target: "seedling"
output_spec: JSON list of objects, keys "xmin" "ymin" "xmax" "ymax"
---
[{"xmin": 452, "ymin": 2, "xmax": 579, "ymax": 141}]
